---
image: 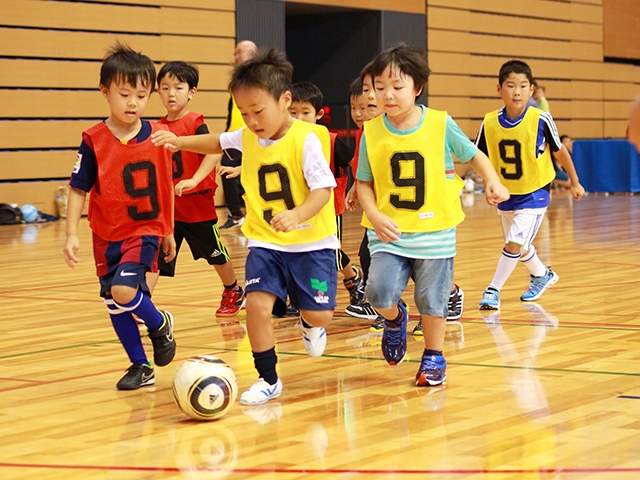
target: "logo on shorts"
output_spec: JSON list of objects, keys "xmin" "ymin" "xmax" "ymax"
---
[
  {"xmin": 311, "ymin": 278, "xmax": 330, "ymax": 304},
  {"xmin": 246, "ymin": 277, "xmax": 261, "ymax": 286},
  {"xmin": 210, "ymin": 249, "xmax": 222, "ymax": 257},
  {"xmin": 515, "ymin": 231, "xmax": 524, "ymax": 239},
  {"xmin": 120, "ymin": 271, "xmax": 137, "ymax": 277}
]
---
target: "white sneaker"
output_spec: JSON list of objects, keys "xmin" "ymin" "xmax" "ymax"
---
[
  {"xmin": 239, "ymin": 378, "xmax": 283, "ymax": 406},
  {"xmin": 301, "ymin": 323, "xmax": 327, "ymax": 357}
]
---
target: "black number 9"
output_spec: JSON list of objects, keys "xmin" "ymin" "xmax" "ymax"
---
[
  {"xmin": 122, "ymin": 160, "xmax": 160, "ymax": 221},
  {"xmin": 258, "ymin": 164, "xmax": 295, "ymax": 224},
  {"xmin": 499, "ymin": 139, "xmax": 523, "ymax": 180},
  {"xmin": 390, "ymin": 151, "xmax": 425, "ymax": 211}
]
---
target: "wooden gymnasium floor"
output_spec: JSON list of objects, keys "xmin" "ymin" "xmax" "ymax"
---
[{"xmin": 2, "ymin": 190, "xmax": 640, "ymax": 479}]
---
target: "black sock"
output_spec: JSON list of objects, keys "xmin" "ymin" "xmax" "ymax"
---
[
  {"xmin": 424, "ymin": 349, "xmax": 443, "ymax": 357},
  {"xmin": 300, "ymin": 314, "xmax": 314, "ymax": 329},
  {"xmin": 223, "ymin": 280, "xmax": 237, "ymax": 290},
  {"xmin": 253, "ymin": 348, "xmax": 278, "ymax": 385},
  {"xmin": 392, "ymin": 307, "xmax": 404, "ymax": 323}
]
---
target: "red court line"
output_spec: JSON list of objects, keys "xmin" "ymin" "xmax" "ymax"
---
[{"xmin": 1, "ymin": 462, "xmax": 640, "ymax": 475}]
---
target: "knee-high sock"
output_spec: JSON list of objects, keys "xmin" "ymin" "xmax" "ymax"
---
[
  {"xmin": 489, "ymin": 248, "xmax": 521, "ymax": 290},
  {"xmin": 114, "ymin": 289, "xmax": 163, "ymax": 330},
  {"xmin": 105, "ymin": 295, "xmax": 147, "ymax": 366},
  {"xmin": 520, "ymin": 246, "xmax": 547, "ymax": 277}
]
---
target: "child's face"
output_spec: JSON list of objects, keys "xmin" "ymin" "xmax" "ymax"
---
[
  {"xmin": 374, "ymin": 65, "xmax": 420, "ymax": 119},
  {"xmin": 498, "ymin": 72, "xmax": 533, "ymax": 117},
  {"xmin": 562, "ymin": 136, "xmax": 573, "ymax": 152},
  {"xmin": 350, "ymin": 94, "xmax": 368, "ymax": 128},
  {"xmin": 157, "ymin": 74, "xmax": 195, "ymax": 120},
  {"xmin": 362, "ymin": 75, "xmax": 383, "ymax": 118},
  {"xmin": 100, "ymin": 79, "xmax": 152, "ymax": 128},
  {"xmin": 289, "ymin": 101, "xmax": 322, "ymax": 124},
  {"xmin": 234, "ymin": 86, "xmax": 293, "ymax": 140}
]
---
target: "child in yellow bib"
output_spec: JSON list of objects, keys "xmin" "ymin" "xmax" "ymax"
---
[
  {"xmin": 356, "ymin": 43, "xmax": 508, "ymax": 386},
  {"xmin": 153, "ymin": 48, "xmax": 339, "ymax": 406},
  {"xmin": 476, "ymin": 60, "xmax": 584, "ymax": 311}
]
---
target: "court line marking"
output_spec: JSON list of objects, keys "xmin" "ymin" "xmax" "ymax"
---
[{"xmin": 2, "ymin": 462, "xmax": 640, "ymax": 475}]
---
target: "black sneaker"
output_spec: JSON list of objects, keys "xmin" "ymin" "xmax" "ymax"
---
[
  {"xmin": 346, "ymin": 300, "xmax": 378, "ymax": 320},
  {"xmin": 148, "ymin": 310, "xmax": 176, "ymax": 367},
  {"xmin": 369, "ymin": 314, "xmax": 385, "ymax": 332},
  {"xmin": 117, "ymin": 364, "xmax": 155, "ymax": 390},
  {"xmin": 219, "ymin": 216, "xmax": 245, "ymax": 229},
  {"xmin": 343, "ymin": 264, "xmax": 365, "ymax": 305},
  {"xmin": 447, "ymin": 285, "xmax": 464, "ymax": 321}
]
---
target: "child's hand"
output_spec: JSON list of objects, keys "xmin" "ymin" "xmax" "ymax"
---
[
  {"xmin": 175, "ymin": 179, "xmax": 198, "ymax": 196},
  {"xmin": 217, "ymin": 165, "xmax": 241, "ymax": 179},
  {"xmin": 484, "ymin": 180, "xmax": 510, "ymax": 205},
  {"xmin": 369, "ymin": 211, "xmax": 400, "ymax": 243},
  {"xmin": 63, "ymin": 235, "xmax": 81, "ymax": 268},
  {"xmin": 270, "ymin": 209, "xmax": 300, "ymax": 233},
  {"xmin": 345, "ymin": 184, "xmax": 359, "ymax": 211},
  {"xmin": 571, "ymin": 182, "xmax": 585, "ymax": 201},
  {"xmin": 152, "ymin": 131, "xmax": 181, "ymax": 152},
  {"xmin": 162, "ymin": 234, "xmax": 177, "ymax": 263}
]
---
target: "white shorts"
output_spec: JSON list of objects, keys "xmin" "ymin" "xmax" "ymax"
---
[{"xmin": 498, "ymin": 208, "xmax": 547, "ymax": 251}]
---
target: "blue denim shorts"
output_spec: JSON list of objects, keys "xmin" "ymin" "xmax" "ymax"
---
[{"xmin": 365, "ymin": 252, "xmax": 453, "ymax": 317}]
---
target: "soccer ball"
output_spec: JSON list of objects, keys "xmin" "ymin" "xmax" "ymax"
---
[
  {"xmin": 172, "ymin": 355, "xmax": 238, "ymax": 421},
  {"xmin": 20, "ymin": 204, "xmax": 38, "ymax": 223}
]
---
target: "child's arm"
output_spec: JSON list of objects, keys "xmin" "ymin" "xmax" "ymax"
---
[
  {"xmin": 553, "ymin": 146, "xmax": 585, "ymax": 200},
  {"xmin": 175, "ymin": 154, "xmax": 221, "ymax": 195},
  {"xmin": 466, "ymin": 151, "xmax": 510, "ymax": 205},
  {"xmin": 357, "ymin": 180, "xmax": 400, "ymax": 243},
  {"xmin": 152, "ymin": 131, "xmax": 223, "ymax": 155},
  {"xmin": 217, "ymin": 164, "xmax": 241, "ymax": 179},
  {"xmin": 270, "ymin": 188, "xmax": 332, "ymax": 233},
  {"xmin": 63, "ymin": 187, "xmax": 87, "ymax": 268}
]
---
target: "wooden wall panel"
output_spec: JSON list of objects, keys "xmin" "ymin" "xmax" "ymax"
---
[
  {"xmin": 0, "ymin": 0, "xmax": 235, "ymax": 212},
  {"xmin": 285, "ymin": 0, "xmax": 425, "ymax": 14},
  {"xmin": 0, "ymin": 91, "xmax": 229, "ymax": 119},
  {"xmin": 603, "ymin": 0, "xmax": 640, "ymax": 61},
  {"xmin": 427, "ymin": 0, "xmax": 640, "ymax": 141}
]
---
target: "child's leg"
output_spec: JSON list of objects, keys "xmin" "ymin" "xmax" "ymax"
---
[
  {"xmin": 413, "ymin": 258, "xmax": 452, "ymax": 386},
  {"xmin": 240, "ymin": 290, "xmax": 283, "ymax": 406},
  {"xmin": 215, "ymin": 261, "xmax": 238, "ymax": 287}
]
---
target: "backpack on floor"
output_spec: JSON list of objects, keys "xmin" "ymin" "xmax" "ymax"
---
[{"xmin": 0, "ymin": 203, "xmax": 22, "ymax": 225}]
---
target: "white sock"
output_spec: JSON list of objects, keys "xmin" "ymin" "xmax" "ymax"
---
[
  {"xmin": 520, "ymin": 247, "xmax": 547, "ymax": 277},
  {"xmin": 489, "ymin": 248, "xmax": 521, "ymax": 290}
]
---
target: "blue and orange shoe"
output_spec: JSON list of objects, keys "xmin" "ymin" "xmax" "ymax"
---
[{"xmin": 381, "ymin": 301, "xmax": 408, "ymax": 365}]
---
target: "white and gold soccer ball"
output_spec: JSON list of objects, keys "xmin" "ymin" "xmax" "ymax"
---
[{"xmin": 173, "ymin": 355, "xmax": 238, "ymax": 421}]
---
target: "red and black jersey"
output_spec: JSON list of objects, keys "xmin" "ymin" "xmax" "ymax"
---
[
  {"xmin": 158, "ymin": 112, "xmax": 218, "ymax": 222},
  {"xmin": 84, "ymin": 122, "xmax": 174, "ymax": 241}
]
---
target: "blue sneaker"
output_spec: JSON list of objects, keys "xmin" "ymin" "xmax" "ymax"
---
[
  {"xmin": 479, "ymin": 288, "xmax": 500, "ymax": 310},
  {"xmin": 415, "ymin": 353, "xmax": 447, "ymax": 386},
  {"xmin": 521, "ymin": 267, "xmax": 559, "ymax": 301},
  {"xmin": 381, "ymin": 301, "xmax": 408, "ymax": 365}
]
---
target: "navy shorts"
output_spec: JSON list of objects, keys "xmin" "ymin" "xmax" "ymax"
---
[
  {"xmin": 245, "ymin": 247, "xmax": 337, "ymax": 315},
  {"xmin": 93, "ymin": 234, "xmax": 161, "ymax": 298},
  {"xmin": 159, "ymin": 219, "xmax": 229, "ymax": 276}
]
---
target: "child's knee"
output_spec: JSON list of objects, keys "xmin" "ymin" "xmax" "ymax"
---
[
  {"xmin": 110, "ymin": 285, "xmax": 138, "ymax": 304},
  {"xmin": 300, "ymin": 310, "xmax": 333, "ymax": 327}
]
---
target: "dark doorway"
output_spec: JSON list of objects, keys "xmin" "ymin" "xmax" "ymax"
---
[{"xmin": 286, "ymin": 3, "xmax": 381, "ymax": 142}]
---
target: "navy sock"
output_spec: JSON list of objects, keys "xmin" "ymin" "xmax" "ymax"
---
[
  {"xmin": 117, "ymin": 290, "xmax": 163, "ymax": 330},
  {"xmin": 253, "ymin": 348, "xmax": 278, "ymax": 385},
  {"xmin": 106, "ymin": 295, "xmax": 148, "ymax": 365},
  {"xmin": 223, "ymin": 280, "xmax": 237, "ymax": 290},
  {"xmin": 424, "ymin": 349, "xmax": 443, "ymax": 357}
]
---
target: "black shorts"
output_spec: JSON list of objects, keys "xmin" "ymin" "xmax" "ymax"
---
[{"xmin": 159, "ymin": 219, "xmax": 230, "ymax": 277}]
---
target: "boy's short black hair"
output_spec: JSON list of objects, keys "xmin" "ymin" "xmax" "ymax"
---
[
  {"xmin": 229, "ymin": 47, "xmax": 293, "ymax": 101},
  {"xmin": 498, "ymin": 60, "xmax": 534, "ymax": 86},
  {"xmin": 157, "ymin": 61, "xmax": 199, "ymax": 89},
  {"xmin": 368, "ymin": 43, "xmax": 431, "ymax": 94},
  {"xmin": 359, "ymin": 60, "xmax": 374, "ymax": 85},
  {"xmin": 100, "ymin": 41, "xmax": 156, "ymax": 91},
  {"xmin": 349, "ymin": 77, "xmax": 363, "ymax": 99},
  {"xmin": 291, "ymin": 81, "xmax": 323, "ymax": 113}
]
